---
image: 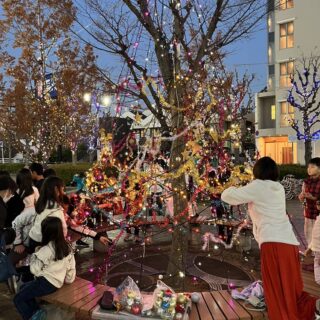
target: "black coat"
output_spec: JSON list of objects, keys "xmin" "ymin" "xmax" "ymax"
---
[
  {"xmin": 0, "ymin": 197, "xmax": 7, "ymax": 229},
  {"xmin": 5, "ymin": 193, "xmax": 25, "ymax": 227}
]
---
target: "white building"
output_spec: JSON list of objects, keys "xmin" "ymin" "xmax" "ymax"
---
[{"xmin": 256, "ymin": 0, "xmax": 320, "ymax": 164}]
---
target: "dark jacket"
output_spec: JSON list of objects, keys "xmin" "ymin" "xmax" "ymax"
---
[
  {"xmin": 0, "ymin": 197, "xmax": 7, "ymax": 229},
  {"xmin": 5, "ymin": 193, "xmax": 25, "ymax": 227}
]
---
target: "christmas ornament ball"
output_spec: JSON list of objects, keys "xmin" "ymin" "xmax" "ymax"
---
[
  {"xmin": 131, "ymin": 303, "xmax": 142, "ymax": 315},
  {"xmin": 191, "ymin": 292, "xmax": 200, "ymax": 304}
]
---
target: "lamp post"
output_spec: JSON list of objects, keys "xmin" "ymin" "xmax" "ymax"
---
[{"xmin": 83, "ymin": 92, "xmax": 112, "ymax": 161}]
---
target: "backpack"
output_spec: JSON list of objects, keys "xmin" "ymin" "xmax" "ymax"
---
[{"xmin": 0, "ymin": 231, "xmax": 17, "ymax": 282}]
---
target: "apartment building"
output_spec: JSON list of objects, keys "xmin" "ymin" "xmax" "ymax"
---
[{"xmin": 255, "ymin": 0, "xmax": 320, "ymax": 164}]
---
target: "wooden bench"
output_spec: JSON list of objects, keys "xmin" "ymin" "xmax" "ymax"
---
[{"xmin": 42, "ymin": 277, "xmax": 268, "ymax": 319}]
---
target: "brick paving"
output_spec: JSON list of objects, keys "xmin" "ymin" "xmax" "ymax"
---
[{"xmin": 0, "ymin": 199, "xmax": 315, "ymax": 320}]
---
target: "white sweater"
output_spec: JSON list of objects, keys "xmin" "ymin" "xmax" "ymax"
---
[
  {"xmin": 309, "ymin": 215, "xmax": 320, "ymax": 252},
  {"xmin": 19, "ymin": 187, "xmax": 39, "ymax": 208},
  {"xmin": 30, "ymin": 241, "xmax": 76, "ymax": 288},
  {"xmin": 221, "ymin": 179, "xmax": 299, "ymax": 247},
  {"xmin": 29, "ymin": 206, "xmax": 67, "ymax": 243},
  {"xmin": 12, "ymin": 207, "xmax": 36, "ymax": 246}
]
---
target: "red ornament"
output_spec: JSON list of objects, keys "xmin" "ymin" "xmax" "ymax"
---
[
  {"xmin": 131, "ymin": 303, "xmax": 142, "ymax": 315},
  {"xmin": 175, "ymin": 304, "xmax": 185, "ymax": 313}
]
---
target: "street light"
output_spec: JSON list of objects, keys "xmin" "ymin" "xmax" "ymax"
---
[
  {"xmin": 101, "ymin": 95, "xmax": 112, "ymax": 107},
  {"xmin": 83, "ymin": 92, "xmax": 91, "ymax": 102}
]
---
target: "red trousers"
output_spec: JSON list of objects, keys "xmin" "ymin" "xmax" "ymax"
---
[{"xmin": 261, "ymin": 242, "xmax": 317, "ymax": 320}]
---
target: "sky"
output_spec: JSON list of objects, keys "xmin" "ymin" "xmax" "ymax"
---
[
  {"xmin": 224, "ymin": 27, "xmax": 268, "ymax": 94},
  {"xmin": 0, "ymin": 2, "xmax": 268, "ymax": 100}
]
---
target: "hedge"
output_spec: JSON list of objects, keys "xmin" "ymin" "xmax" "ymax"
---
[
  {"xmin": 278, "ymin": 164, "xmax": 307, "ymax": 180},
  {"xmin": 0, "ymin": 162, "xmax": 308, "ymax": 185},
  {"xmin": 0, "ymin": 163, "xmax": 92, "ymax": 186},
  {"xmin": 49, "ymin": 163, "xmax": 92, "ymax": 185}
]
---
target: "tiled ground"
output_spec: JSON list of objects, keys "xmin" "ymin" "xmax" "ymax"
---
[{"xmin": 0, "ymin": 199, "xmax": 317, "ymax": 320}]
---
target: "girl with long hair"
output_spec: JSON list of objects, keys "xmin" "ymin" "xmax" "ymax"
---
[
  {"xmin": 29, "ymin": 176, "xmax": 67, "ymax": 253},
  {"xmin": 14, "ymin": 217, "xmax": 75, "ymax": 320}
]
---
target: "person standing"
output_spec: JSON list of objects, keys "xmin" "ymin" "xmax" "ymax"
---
[
  {"xmin": 222, "ymin": 157, "xmax": 319, "ymax": 320},
  {"xmin": 299, "ymin": 158, "xmax": 320, "ymax": 246},
  {"xmin": 29, "ymin": 163, "xmax": 45, "ymax": 192}
]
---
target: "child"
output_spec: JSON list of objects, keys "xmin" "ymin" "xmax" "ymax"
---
[
  {"xmin": 62, "ymin": 195, "xmax": 112, "ymax": 246},
  {"xmin": 12, "ymin": 168, "xmax": 39, "ymax": 259},
  {"xmin": 299, "ymin": 157, "xmax": 320, "ymax": 246},
  {"xmin": 16, "ymin": 168, "xmax": 39, "ymax": 209},
  {"xmin": 29, "ymin": 176, "xmax": 67, "ymax": 252},
  {"xmin": 305, "ymin": 199, "xmax": 320, "ymax": 286},
  {"xmin": 14, "ymin": 217, "xmax": 75, "ymax": 320},
  {"xmin": 221, "ymin": 156, "xmax": 319, "ymax": 319}
]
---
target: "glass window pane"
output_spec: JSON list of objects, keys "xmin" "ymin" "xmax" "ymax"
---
[
  {"xmin": 280, "ymin": 24, "xmax": 287, "ymax": 36},
  {"xmin": 280, "ymin": 76, "xmax": 287, "ymax": 87},
  {"xmin": 287, "ymin": 22, "xmax": 294, "ymax": 34},
  {"xmin": 288, "ymin": 105, "xmax": 295, "ymax": 113},
  {"xmin": 271, "ymin": 105, "xmax": 276, "ymax": 120},
  {"xmin": 287, "ymin": 35, "xmax": 294, "ymax": 48},
  {"xmin": 287, "ymin": 0, "xmax": 294, "ymax": 9},
  {"xmin": 281, "ymin": 102, "xmax": 287, "ymax": 114},
  {"xmin": 280, "ymin": 37, "xmax": 286, "ymax": 49},
  {"xmin": 280, "ymin": 115, "xmax": 287, "ymax": 127},
  {"xmin": 280, "ymin": 63, "xmax": 287, "ymax": 75},
  {"xmin": 288, "ymin": 61, "xmax": 294, "ymax": 74},
  {"xmin": 279, "ymin": 0, "xmax": 286, "ymax": 10}
]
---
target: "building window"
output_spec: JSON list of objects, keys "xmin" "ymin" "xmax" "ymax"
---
[
  {"xmin": 280, "ymin": 61, "xmax": 294, "ymax": 87},
  {"xmin": 280, "ymin": 22, "xmax": 294, "ymax": 49},
  {"xmin": 271, "ymin": 105, "xmax": 276, "ymax": 120},
  {"xmin": 279, "ymin": 0, "xmax": 294, "ymax": 10},
  {"xmin": 280, "ymin": 101, "xmax": 294, "ymax": 127}
]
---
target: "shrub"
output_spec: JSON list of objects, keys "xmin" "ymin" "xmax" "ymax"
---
[
  {"xmin": 0, "ymin": 163, "xmax": 92, "ymax": 185},
  {"xmin": 0, "ymin": 163, "xmax": 26, "ymax": 174},
  {"xmin": 278, "ymin": 164, "xmax": 307, "ymax": 180},
  {"xmin": 49, "ymin": 163, "xmax": 92, "ymax": 185}
]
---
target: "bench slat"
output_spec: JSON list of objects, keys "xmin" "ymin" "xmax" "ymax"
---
[
  {"xmin": 195, "ymin": 293, "xmax": 215, "ymax": 320},
  {"xmin": 211, "ymin": 291, "xmax": 240, "ymax": 320},
  {"xmin": 42, "ymin": 277, "xmax": 90, "ymax": 303},
  {"xmin": 202, "ymin": 292, "xmax": 226, "ymax": 320},
  {"xmin": 46, "ymin": 284, "xmax": 103, "ymax": 313},
  {"xmin": 189, "ymin": 300, "xmax": 200, "ymax": 320},
  {"xmin": 72, "ymin": 285, "xmax": 106, "ymax": 315},
  {"xmin": 82, "ymin": 288, "xmax": 110, "ymax": 315},
  {"xmin": 219, "ymin": 291, "xmax": 252, "ymax": 320},
  {"xmin": 237, "ymin": 301, "xmax": 265, "ymax": 319}
]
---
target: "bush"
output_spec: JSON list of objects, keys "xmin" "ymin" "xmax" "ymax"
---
[
  {"xmin": 0, "ymin": 163, "xmax": 26, "ymax": 174},
  {"xmin": 278, "ymin": 164, "xmax": 307, "ymax": 180},
  {"xmin": 0, "ymin": 163, "xmax": 92, "ymax": 185},
  {"xmin": 49, "ymin": 163, "xmax": 92, "ymax": 185}
]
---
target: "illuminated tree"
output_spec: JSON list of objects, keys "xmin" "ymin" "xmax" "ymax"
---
[
  {"xmin": 287, "ymin": 57, "xmax": 320, "ymax": 164},
  {"xmin": 0, "ymin": 0, "xmax": 100, "ymax": 163},
  {"xmin": 77, "ymin": 0, "xmax": 265, "ymax": 286}
]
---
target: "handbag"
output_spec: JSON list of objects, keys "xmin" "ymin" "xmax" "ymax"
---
[
  {"xmin": 99, "ymin": 290, "xmax": 115, "ymax": 310},
  {"xmin": 0, "ymin": 232, "xmax": 17, "ymax": 282}
]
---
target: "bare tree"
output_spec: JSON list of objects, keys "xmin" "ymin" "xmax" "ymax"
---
[
  {"xmin": 288, "ymin": 57, "xmax": 320, "ymax": 164},
  {"xmin": 75, "ymin": 0, "xmax": 266, "ymax": 286}
]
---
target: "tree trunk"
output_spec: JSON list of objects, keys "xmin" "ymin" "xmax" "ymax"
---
[
  {"xmin": 72, "ymin": 150, "xmax": 77, "ymax": 165},
  {"xmin": 8, "ymin": 142, "xmax": 12, "ymax": 164},
  {"xmin": 165, "ymin": 86, "xmax": 189, "ymax": 288},
  {"xmin": 166, "ymin": 135, "xmax": 189, "ymax": 289},
  {"xmin": 305, "ymin": 140, "xmax": 312, "ymax": 165}
]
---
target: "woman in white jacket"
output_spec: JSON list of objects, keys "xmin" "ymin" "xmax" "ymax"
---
[
  {"xmin": 14, "ymin": 216, "xmax": 75, "ymax": 320},
  {"xmin": 9, "ymin": 169, "xmax": 39, "ymax": 265},
  {"xmin": 29, "ymin": 176, "xmax": 67, "ymax": 253},
  {"xmin": 221, "ymin": 157, "xmax": 319, "ymax": 320}
]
